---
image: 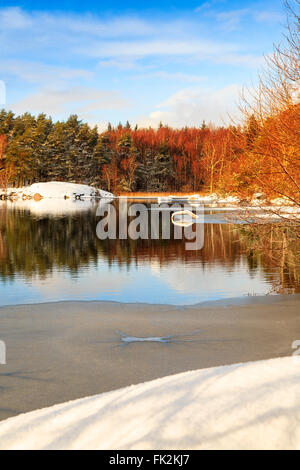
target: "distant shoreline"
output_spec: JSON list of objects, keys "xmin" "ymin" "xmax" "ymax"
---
[{"xmin": 1, "ymin": 292, "xmax": 299, "ymax": 310}]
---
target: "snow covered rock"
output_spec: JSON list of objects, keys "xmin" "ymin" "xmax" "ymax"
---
[
  {"xmin": 0, "ymin": 356, "xmax": 299, "ymax": 450},
  {"xmin": 4, "ymin": 182, "xmax": 114, "ymax": 199}
]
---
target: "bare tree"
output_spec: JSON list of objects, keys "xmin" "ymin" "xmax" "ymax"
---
[{"xmin": 238, "ymin": 1, "xmax": 299, "ymax": 218}]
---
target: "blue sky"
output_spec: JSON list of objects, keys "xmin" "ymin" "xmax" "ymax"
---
[{"xmin": 0, "ymin": 0, "xmax": 285, "ymax": 128}]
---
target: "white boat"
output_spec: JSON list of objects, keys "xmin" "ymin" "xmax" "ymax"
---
[{"xmin": 171, "ymin": 210, "xmax": 199, "ymax": 227}]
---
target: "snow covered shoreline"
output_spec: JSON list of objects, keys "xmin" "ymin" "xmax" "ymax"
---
[
  {"xmin": 1, "ymin": 184, "xmax": 297, "ymax": 207},
  {"xmin": 1, "ymin": 185, "xmax": 299, "ymax": 220},
  {"xmin": 0, "ymin": 356, "xmax": 299, "ymax": 450},
  {"xmin": 0, "ymin": 181, "xmax": 114, "ymax": 200}
]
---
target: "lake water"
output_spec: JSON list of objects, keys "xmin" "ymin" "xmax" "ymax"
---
[{"xmin": 0, "ymin": 198, "xmax": 298, "ymax": 306}]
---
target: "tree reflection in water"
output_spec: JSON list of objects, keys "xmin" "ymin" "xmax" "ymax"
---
[{"xmin": 0, "ymin": 200, "xmax": 299, "ymax": 295}]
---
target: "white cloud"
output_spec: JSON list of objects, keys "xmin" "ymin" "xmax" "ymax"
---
[
  {"xmin": 214, "ymin": 8, "xmax": 283, "ymax": 31},
  {"xmin": 94, "ymin": 43, "xmax": 261, "ymax": 69},
  {"xmin": 137, "ymin": 84, "xmax": 241, "ymax": 128},
  {"xmin": 0, "ymin": 7, "xmax": 31, "ymax": 29},
  {"xmin": 195, "ymin": 0, "xmax": 226, "ymax": 13},
  {"xmin": 213, "ymin": 53, "xmax": 264, "ymax": 68},
  {"xmin": 78, "ymin": 39, "xmax": 239, "ymax": 59},
  {"xmin": 0, "ymin": 60, "xmax": 92, "ymax": 84},
  {"xmin": 254, "ymin": 11, "xmax": 283, "ymax": 23},
  {"xmin": 39, "ymin": 13, "xmax": 156, "ymax": 38},
  {"xmin": 0, "ymin": 7, "xmax": 154, "ymax": 38},
  {"xmin": 0, "ymin": 6, "xmax": 259, "ymax": 66},
  {"xmin": 131, "ymin": 71, "xmax": 208, "ymax": 83},
  {"xmin": 11, "ymin": 87, "xmax": 130, "ymax": 117},
  {"xmin": 216, "ymin": 9, "xmax": 249, "ymax": 31},
  {"xmin": 98, "ymin": 59, "xmax": 142, "ymax": 70}
]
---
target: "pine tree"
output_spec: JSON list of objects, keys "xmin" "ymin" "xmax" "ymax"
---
[{"xmin": 92, "ymin": 133, "xmax": 113, "ymax": 187}]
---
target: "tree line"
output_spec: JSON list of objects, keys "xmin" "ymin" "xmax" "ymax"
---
[
  {"xmin": 0, "ymin": 103, "xmax": 298, "ymax": 202},
  {"xmin": 0, "ymin": 112, "xmax": 244, "ymax": 194}
]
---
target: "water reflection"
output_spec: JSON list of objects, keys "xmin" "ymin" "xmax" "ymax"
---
[{"xmin": 0, "ymin": 199, "xmax": 299, "ymax": 306}]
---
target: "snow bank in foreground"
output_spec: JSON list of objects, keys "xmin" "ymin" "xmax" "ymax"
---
[
  {"xmin": 4, "ymin": 182, "xmax": 113, "ymax": 199},
  {"xmin": 0, "ymin": 356, "xmax": 299, "ymax": 450}
]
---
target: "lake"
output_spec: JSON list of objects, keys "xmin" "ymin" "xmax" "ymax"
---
[{"xmin": 0, "ymin": 198, "xmax": 298, "ymax": 306}]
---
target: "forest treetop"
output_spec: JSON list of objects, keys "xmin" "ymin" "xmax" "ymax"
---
[{"xmin": 0, "ymin": 105, "xmax": 299, "ymax": 205}]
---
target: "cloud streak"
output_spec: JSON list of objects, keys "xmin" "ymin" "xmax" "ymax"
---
[
  {"xmin": 137, "ymin": 84, "xmax": 241, "ymax": 128},
  {"xmin": 0, "ymin": 60, "xmax": 93, "ymax": 84},
  {"xmin": 12, "ymin": 87, "xmax": 130, "ymax": 117}
]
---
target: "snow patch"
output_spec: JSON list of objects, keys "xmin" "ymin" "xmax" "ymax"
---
[
  {"xmin": 2, "ymin": 182, "xmax": 114, "ymax": 199},
  {"xmin": 0, "ymin": 356, "xmax": 299, "ymax": 450}
]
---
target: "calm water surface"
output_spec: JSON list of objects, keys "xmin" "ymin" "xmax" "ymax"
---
[{"xmin": 0, "ymin": 199, "xmax": 298, "ymax": 306}]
